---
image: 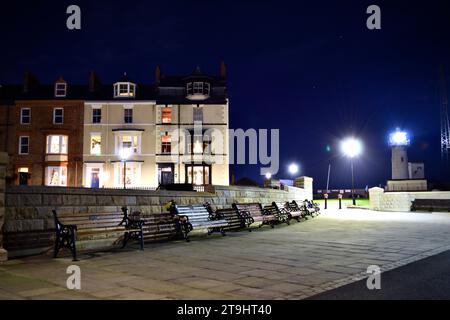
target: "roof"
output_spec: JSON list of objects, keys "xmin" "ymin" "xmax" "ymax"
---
[{"xmin": 0, "ymin": 69, "xmax": 227, "ymax": 104}]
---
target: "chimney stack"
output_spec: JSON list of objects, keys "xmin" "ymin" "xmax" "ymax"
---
[
  {"xmin": 88, "ymin": 71, "xmax": 101, "ymax": 92},
  {"xmin": 23, "ymin": 71, "xmax": 39, "ymax": 93},
  {"xmin": 220, "ymin": 61, "xmax": 226, "ymax": 79},
  {"xmin": 155, "ymin": 65, "xmax": 161, "ymax": 84}
]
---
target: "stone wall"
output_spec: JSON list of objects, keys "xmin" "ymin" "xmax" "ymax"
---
[
  {"xmin": 0, "ymin": 152, "xmax": 7, "ymax": 262},
  {"xmin": 3, "ymin": 178, "xmax": 312, "ymax": 257},
  {"xmin": 369, "ymin": 187, "xmax": 450, "ymax": 212}
]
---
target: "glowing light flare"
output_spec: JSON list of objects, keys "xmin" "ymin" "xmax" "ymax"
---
[{"xmin": 341, "ymin": 138, "xmax": 362, "ymax": 158}]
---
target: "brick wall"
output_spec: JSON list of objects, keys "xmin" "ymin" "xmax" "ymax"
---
[{"xmin": 0, "ymin": 152, "xmax": 8, "ymax": 262}]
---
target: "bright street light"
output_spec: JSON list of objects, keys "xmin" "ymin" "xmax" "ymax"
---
[
  {"xmin": 265, "ymin": 172, "xmax": 272, "ymax": 180},
  {"xmin": 341, "ymin": 137, "xmax": 362, "ymax": 158},
  {"xmin": 341, "ymin": 137, "xmax": 362, "ymax": 205},
  {"xmin": 288, "ymin": 163, "xmax": 299, "ymax": 175}
]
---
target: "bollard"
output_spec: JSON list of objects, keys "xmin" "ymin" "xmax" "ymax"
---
[
  {"xmin": 324, "ymin": 193, "xmax": 328, "ymax": 210},
  {"xmin": 338, "ymin": 194, "xmax": 343, "ymax": 210}
]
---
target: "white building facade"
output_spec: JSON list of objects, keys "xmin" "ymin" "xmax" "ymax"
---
[{"xmin": 82, "ymin": 65, "xmax": 230, "ymax": 188}]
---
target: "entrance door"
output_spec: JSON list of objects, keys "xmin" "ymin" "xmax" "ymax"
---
[
  {"xmin": 90, "ymin": 169, "xmax": 100, "ymax": 188},
  {"xmin": 19, "ymin": 172, "xmax": 29, "ymax": 186},
  {"xmin": 158, "ymin": 164, "xmax": 174, "ymax": 186}
]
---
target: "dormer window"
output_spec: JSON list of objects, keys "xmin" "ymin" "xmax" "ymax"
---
[
  {"xmin": 114, "ymin": 82, "xmax": 136, "ymax": 98},
  {"xmin": 186, "ymin": 82, "xmax": 210, "ymax": 100},
  {"xmin": 55, "ymin": 82, "xmax": 67, "ymax": 97}
]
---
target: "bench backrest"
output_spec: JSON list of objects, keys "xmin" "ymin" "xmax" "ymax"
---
[
  {"xmin": 216, "ymin": 207, "xmax": 242, "ymax": 230},
  {"xmin": 54, "ymin": 210, "xmax": 125, "ymax": 231},
  {"xmin": 263, "ymin": 204, "xmax": 280, "ymax": 216},
  {"xmin": 232, "ymin": 203, "xmax": 264, "ymax": 218},
  {"xmin": 272, "ymin": 201, "xmax": 289, "ymax": 212},
  {"xmin": 174, "ymin": 204, "xmax": 212, "ymax": 223}
]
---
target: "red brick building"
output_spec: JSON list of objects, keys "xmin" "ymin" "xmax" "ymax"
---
[{"xmin": 0, "ymin": 73, "xmax": 84, "ymax": 186}]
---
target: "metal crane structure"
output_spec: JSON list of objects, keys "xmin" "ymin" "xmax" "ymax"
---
[{"xmin": 440, "ymin": 65, "xmax": 450, "ymax": 163}]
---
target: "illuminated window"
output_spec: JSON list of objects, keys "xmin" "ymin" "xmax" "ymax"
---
[
  {"xmin": 19, "ymin": 136, "xmax": 29, "ymax": 154},
  {"xmin": 117, "ymin": 135, "xmax": 139, "ymax": 154},
  {"xmin": 114, "ymin": 82, "xmax": 136, "ymax": 98},
  {"xmin": 46, "ymin": 166, "xmax": 67, "ymax": 186},
  {"xmin": 193, "ymin": 82, "xmax": 203, "ymax": 94},
  {"xmin": 90, "ymin": 134, "xmax": 101, "ymax": 155},
  {"xmin": 53, "ymin": 108, "xmax": 64, "ymax": 124},
  {"xmin": 55, "ymin": 83, "xmax": 67, "ymax": 97},
  {"xmin": 20, "ymin": 108, "xmax": 31, "ymax": 124},
  {"xmin": 161, "ymin": 134, "xmax": 171, "ymax": 154},
  {"xmin": 46, "ymin": 135, "xmax": 68, "ymax": 154},
  {"xmin": 162, "ymin": 107, "xmax": 172, "ymax": 123}
]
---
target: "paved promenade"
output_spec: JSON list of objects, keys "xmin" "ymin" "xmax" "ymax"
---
[{"xmin": 1, "ymin": 209, "xmax": 450, "ymax": 299}]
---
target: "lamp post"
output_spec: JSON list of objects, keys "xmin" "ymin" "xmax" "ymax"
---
[
  {"xmin": 120, "ymin": 148, "xmax": 132, "ymax": 189},
  {"xmin": 341, "ymin": 137, "xmax": 362, "ymax": 205}
]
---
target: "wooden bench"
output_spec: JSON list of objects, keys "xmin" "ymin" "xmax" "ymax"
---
[
  {"xmin": 292, "ymin": 200, "xmax": 320, "ymax": 217},
  {"xmin": 204, "ymin": 202, "xmax": 245, "ymax": 231},
  {"xmin": 53, "ymin": 207, "xmax": 144, "ymax": 261},
  {"xmin": 232, "ymin": 203, "xmax": 278, "ymax": 230},
  {"xmin": 411, "ymin": 199, "xmax": 450, "ymax": 212},
  {"xmin": 167, "ymin": 201, "xmax": 229, "ymax": 242},
  {"xmin": 140, "ymin": 212, "xmax": 178, "ymax": 242},
  {"xmin": 263, "ymin": 203, "xmax": 290, "ymax": 225},
  {"xmin": 272, "ymin": 201, "xmax": 304, "ymax": 222}
]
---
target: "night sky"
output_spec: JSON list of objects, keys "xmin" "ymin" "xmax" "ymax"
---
[{"xmin": 1, "ymin": 0, "xmax": 450, "ymax": 189}]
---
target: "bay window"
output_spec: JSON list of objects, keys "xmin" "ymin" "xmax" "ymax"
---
[{"xmin": 46, "ymin": 135, "xmax": 68, "ymax": 154}]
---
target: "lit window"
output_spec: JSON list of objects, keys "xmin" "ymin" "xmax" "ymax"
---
[
  {"xmin": 113, "ymin": 82, "xmax": 136, "ymax": 98},
  {"xmin": 90, "ymin": 134, "xmax": 101, "ymax": 155},
  {"xmin": 20, "ymin": 108, "xmax": 31, "ymax": 124},
  {"xmin": 124, "ymin": 108, "xmax": 133, "ymax": 123},
  {"xmin": 92, "ymin": 108, "xmax": 101, "ymax": 123},
  {"xmin": 55, "ymin": 83, "xmax": 67, "ymax": 97},
  {"xmin": 46, "ymin": 166, "xmax": 67, "ymax": 186},
  {"xmin": 161, "ymin": 134, "xmax": 171, "ymax": 154},
  {"xmin": 19, "ymin": 136, "xmax": 29, "ymax": 154},
  {"xmin": 117, "ymin": 162, "xmax": 140, "ymax": 187},
  {"xmin": 118, "ymin": 135, "xmax": 139, "ymax": 154},
  {"xmin": 53, "ymin": 108, "xmax": 64, "ymax": 124},
  {"xmin": 46, "ymin": 135, "xmax": 68, "ymax": 154},
  {"xmin": 162, "ymin": 107, "xmax": 172, "ymax": 123}
]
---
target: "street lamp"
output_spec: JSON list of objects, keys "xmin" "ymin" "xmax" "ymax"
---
[
  {"xmin": 288, "ymin": 163, "xmax": 299, "ymax": 176},
  {"xmin": 265, "ymin": 172, "xmax": 272, "ymax": 180},
  {"xmin": 119, "ymin": 148, "xmax": 132, "ymax": 189},
  {"xmin": 341, "ymin": 137, "xmax": 362, "ymax": 205}
]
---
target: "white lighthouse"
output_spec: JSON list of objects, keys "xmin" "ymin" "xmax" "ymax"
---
[
  {"xmin": 386, "ymin": 129, "xmax": 427, "ymax": 191},
  {"xmin": 389, "ymin": 130, "xmax": 409, "ymax": 179}
]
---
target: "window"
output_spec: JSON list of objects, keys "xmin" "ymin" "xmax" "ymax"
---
[
  {"xmin": 55, "ymin": 83, "xmax": 67, "ymax": 97},
  {"xmin": 162, "ymin": 107, "xmax": 172, "ymax": 123},
  {"xmin": 92, "ymin": 108, "xmax": 101, "ymax": 123},
  {"xmin": 161, "ymin": 134, "xmax": 171, "ymax": 154},
  {"xmin": 114, "ymin": 82, "xmax": 136, "ymax": 98},
  {"xmin": 186, "ymin": 165, "xmax": 210, "ymax": 185},
  {"xmin": 117, "ymin": 135, "xmax": 139, "ymax": 154},
  {"xmin": 193, "ymin": 82, "xmax": 203, "ymax": 94},
  {"xmin": 53, "ymin": 108, "xmax": 64, "ymax": 124},
  {"xmin": 46, "ymin": 135, "xmax": 68, "ymax": 154},
  {"xmin": 116, "ymin": 162, "xmax": 141, "ymax": 187},
  {"xmin": 20, "ymin": 108, "xmax": 31, "ymax": 124},
  {"xmin": 186, "ymin": 82, "xmax": 210, "ymax": 99},
  {"xmin": 46, "ymin": 166, "xmax": 67, "ymax": 186},
  {"xmin": 193, "ymin": 107, "xmax": 203, "ymax": 122},
  {"xmin": 124, "ymin": 108, "xmax": 133, "ymax": 123},
  {"xmin": 90, "ymin": 134, "xmax": 101, "ymax": 155},
  {"xmin": 19, "ymin": 136, "xmax": 29, "ymax": 154}
]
